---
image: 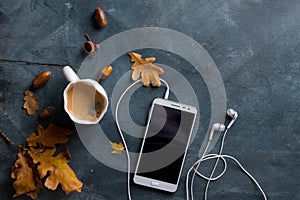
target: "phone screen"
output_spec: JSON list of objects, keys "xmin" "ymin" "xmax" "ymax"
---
[{"xmin": 136, "ymin": 103, "xmax": 196, "ymax": 184}]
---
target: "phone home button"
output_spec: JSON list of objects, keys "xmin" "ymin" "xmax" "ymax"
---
[{"xmin": 150, "ymin": 181, "xmax": 160, "ymax": 186}]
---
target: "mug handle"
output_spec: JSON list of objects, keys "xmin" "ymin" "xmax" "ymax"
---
[{"xmin": 63, "ymin": 66, "xmax": 80, "ymax": 82}]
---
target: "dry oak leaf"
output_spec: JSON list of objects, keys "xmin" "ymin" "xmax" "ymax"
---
[
  {"xmin": 23, "ymin": 90, "xmax": 39, "ymax": 115},
  {"xmin": 128, "ymin": 52, "xmax": 164, "ymax": 87},
  {"xmin": 128, "ymin": 51, "xmax": 156, "ymax": 69},
  {"xmin": 109, "ymin": 141, "xmax": 125, "ymax": 154},
  {"xmin": 26, "ymin": 124, "xmax": 73, "ymax": 148},
  {"xmin": 28, "ymin": 148, "xmax": 83, "ymax": 195},
  {"xmin": 11, "ymin": 151, "xmax": 42, "ymax": 199}
]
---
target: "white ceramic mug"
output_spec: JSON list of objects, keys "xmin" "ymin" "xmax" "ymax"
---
[{"xmin": 63, "ymin": 66, "xmax": 108, "ymax": 124}]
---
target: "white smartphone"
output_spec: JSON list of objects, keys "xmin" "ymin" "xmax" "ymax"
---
[{"xmin": 134, "ymin": 98, "xmax": 197, "ymax": 192}]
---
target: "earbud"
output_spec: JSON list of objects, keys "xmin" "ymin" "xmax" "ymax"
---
[
  {"xmin": 226, "ymin": 109, "xmax": 238, "ymax": 129},
  {"xmin": 209, "ymin": 123, "xmax": 225, "ymax": 140}
]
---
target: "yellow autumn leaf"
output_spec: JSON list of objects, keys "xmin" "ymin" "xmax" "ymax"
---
[
  {"xmin": 128, "ymin": 52, "xmax": 164, "ymax": 87},
  {"xmin": 26, "ymin": 124, "xmax": 74, "ymax": 148},
  {"xmin": 109, "ymin": 141, "xmax": 124, "ymax": 154},
  {"xmin": 128, "ymin": 51, "xmax": 156, "ymax": 69},
  {"xmin": 28, "ymin": 148, "xmax": 83, "ymax": 195}
]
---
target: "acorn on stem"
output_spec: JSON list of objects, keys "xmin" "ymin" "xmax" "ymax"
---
[{"xmin": 83, "ymin": 33, "xmax": 99, "ymax": 56}]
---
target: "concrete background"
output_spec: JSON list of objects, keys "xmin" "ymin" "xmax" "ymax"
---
[{"xmin": 0, "ymin": 0, "xmax": 299, "ymax": 199}]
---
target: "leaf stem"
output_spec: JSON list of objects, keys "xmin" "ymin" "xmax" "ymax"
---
[{"xmin": 0, "ymin": 130, "xmax": 18, "ymax": 148}]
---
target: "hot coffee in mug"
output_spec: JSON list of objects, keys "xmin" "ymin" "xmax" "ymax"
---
[
  {"xmin": 63, "ymin": 66, "xmax": 108, "ymax": 124},
  {"xmin": 65, "ymin": 82, "xmax": 107, "ymax": 122}
]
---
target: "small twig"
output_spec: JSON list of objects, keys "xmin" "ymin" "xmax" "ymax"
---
[{"xmin": 0, "ymin": 130, "xmax": 17, "ymax": 147}]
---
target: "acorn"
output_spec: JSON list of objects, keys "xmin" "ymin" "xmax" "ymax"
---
[
  {"xmin": 94, "ymin": 7, "xmax": 107, "ymax": 27},
  {"xmin": 32, "ymin": 71, "xmax": 51, "ymax": 89},
  {"xmin": 99, "ymin": 65, "xmax": 113, "ymax": 80},
  {"xmin": 39, "ymin": 106, "xmax": 55, "ymax": 119}
]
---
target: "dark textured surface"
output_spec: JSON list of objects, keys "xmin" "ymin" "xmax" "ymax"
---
[{"xmin": 1, "ymin": 0, "xmax": 299, "ymax": 199}]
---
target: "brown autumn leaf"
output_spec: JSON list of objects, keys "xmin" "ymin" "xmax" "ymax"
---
[
  {"xmin": 11, "ymin": 151, "xmax": 42, "ymax": 199},
  {"xmin": 28, "ymin": 148, "xmax": 83, "ymax": 195},
  {"xmin": 109, "ymin": 141, "xmax": 125, "ymax": 154},
  {"xmin": 26, "ymin": 124, "xmax": 74, "ymax": 148},
  {"xmin": 128, "ymin": 52, "xmax": 164, "ymax": 87},
  {"xmin": 23, "ymin": 90, "xmax": 39, "ymax": 115},
  {"xmin": 128, "ymin": 51, "xmax": 156, "ymax": 69}
]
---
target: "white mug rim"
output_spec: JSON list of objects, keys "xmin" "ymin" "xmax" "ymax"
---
[{"xmin": 63, "ymin": 79, "xmax": 108, "ymax": 124}]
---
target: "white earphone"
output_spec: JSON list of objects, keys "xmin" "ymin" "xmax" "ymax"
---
[
  {"xmin": 209, "ymin": 108, "xmax": 238, "ymax": 141},
  {"xmin": 209, "ymin": 123, "xmax": 225, "ymax": 140},
  {"xmin": 226, "ymin": 108, "xmax": 238, "ymax": 129}
]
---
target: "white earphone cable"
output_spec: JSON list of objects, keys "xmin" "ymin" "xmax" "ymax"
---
[
  {"xmin": 204, "ymin": 128, "xmax": 229, "ymax": 200},
  {"xmin": 220, "ymin": 154, "xmax": 267, "ymax": 200},
  {"xmin": 188, "ymin": 125, "xmax": 228, "ymax": 200},
  {"xmin": 115, "ymin": 79, "xmax": 170, "ymax": 200},
  {"xmin": 186, "ymin": 124, "xmax": 268, "ymax": 200},
  {"xmin": 187, "ymin": 139, "xmax": 210, "ymax": 200}
]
